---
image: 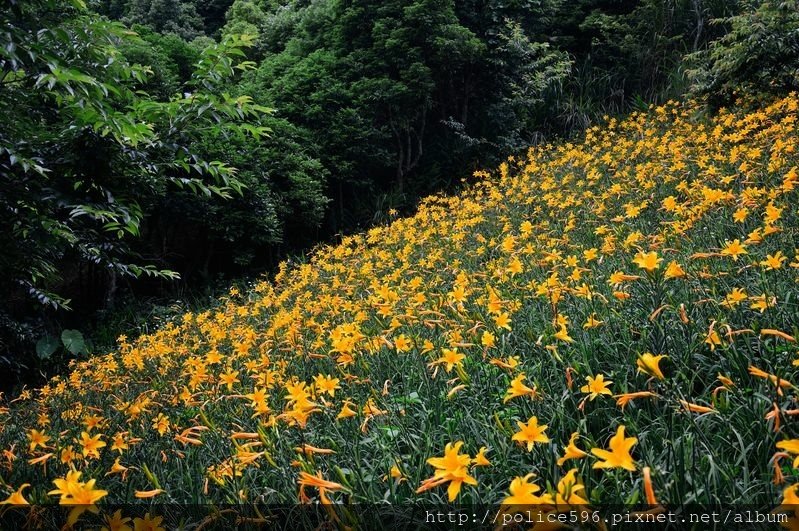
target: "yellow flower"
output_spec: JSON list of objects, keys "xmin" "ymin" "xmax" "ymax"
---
[
  {"xmin": 102, "ymin": 510, "xmax": 133, "ymax": 531},
  {"xmin": 557, "ymin": 432, "xmax": 587, "ymax": 466},
  {"xmin": 415, "ymin": 441, "xmax": 477, "ymax": 501},
  {"xmin": 580, "ymin": 374, "xmax": 613, "ymax": 400},
  {"xmin": 133, "ymin": 512, "xmax": 165, "ymax": 531},
  {"xmin": 110, "ymin": 432, "xmax": 130, "ymax": 454},
  {"xmin": 500, "ymin": 473, "xmax": 553, "ymax": 506},
  {"xmin": 28, "ymin": 429, "xmax": 50, "ymax": 452},
  {"xmin": 746, "ymin": 227, "xmax": 763, "ymax": 244},
  {"xmin": 503, "ymin": 373, "xmax": 538, "ymax": 403},
  {"xmin": 388, "ymin": 464, "xmax": 405, "ymax": 481},
  {"xmin": 431, "ymin": 348, "xmax": 465, "ymax": 372},
  {"xmin": 494, "ymin": 312, "xmax": 512, "ymax": 331},
  {"xmin": 481, "ymin": 330, "xmax": 496, "ymax": 348},
  {"xmin": 591, "ymin": 425, "xmax": 637, "ymax": 471},
  {"xmin": 151, "ymin": 413, "xmax": 170, "ymax": 436},
  {"xmin": 705, "ymin": 328, "xmax": 723, "ymax": 350},
  {"xmin": 765, "ymin": 203, "xmax": 784, "ymax": 224},
  {"xmin": 219, "ymin": 369, "xmax": 240, "ymax": 391},
  {"xmin": 633, "ymin": 251, "xmax": 662, "ymax": 272},
  {"xmin": 83, "ymin": 414, "xmax": 104, "ymax": 431},
  {"xmin": 553, "ymin": 324, "xmax": 574, "ymax": 343},
  {"xmin": 472, "ymin": 446, "xmax": 491, "ymax": 466},
  {"xmin": 362, "ymin": 397, "xmax": 387, "ymax": 416},
  {"xmin": 512, "ymin": 416, "xmax": 551, "ymax": 451},
  {"xmin": 297, "ymin": 472, "xmax": 344, "ymax": 504},
  {"xmin": 583, "ymin": 314, "xmax": 604, "ymax": 329},
  {"xmin": 664, "ymin": 260, "xmax": 686, "ymax": 279},
  {"xmin": 507, "ymin": 257, "xmax": 524, "ymax": 275},
  {"xmin": 720, "ymin": 239, "xmax": 747, "ymax": 260},
  {"xmin": 720, "ymin": 287, "xmax": 747, "ymax": 308},
  {"xmin": 636, "ymin": 353, "xmax": 666, "ymax": 380},
  {"xmin": 1, "ymin": 483, "xmax": 30, "ymax": 505},
  {"xmin": 48, "ymin": 470, "xmax": 83, "ymax": 499},
  {"xmin": 394, "ymin": 334, "xmax": 412, "ymax": 352},
  {"xmin": 313, "ymin": 374, "xmax": 341, "ymax": 397},
  {"xmin": 750, "ymin": 293, "xmax": 775, "ymax": 313},
  {"xmin": 49, "ymin": 471, "xmax": 108, "ymax": 527},
  {"xmin": 105, "ymin": 457, "xmax": 129, "ymax": 478},
  {"xmin": 614, "ymin": 391, "xmax": 657, "ymax": 411},
  {"xmin": 79, "ymin": 431, "xmax": 106, "ymax": 459},
  {"xmin": 555, "ymin": 468, "xmax": 589, "ymax": 506},
  {"xmin": 760, "ymin": 251, "xmax": 787, "ymax": 270},
  {"xmin": 336, "ymin": 400, "xmax": 357, "ymax": 420},
  {"xmin": 776, "ymin": 439, "xmax": 799, "ymax": 468},
  {"xmin": 775, "ymin": 484, "xmax": 799, "ymax": 528}
]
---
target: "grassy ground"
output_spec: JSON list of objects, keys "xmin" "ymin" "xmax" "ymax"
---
[{"xmin": 2, "ymin": 95, "xmax": 799, "ymax": 526}]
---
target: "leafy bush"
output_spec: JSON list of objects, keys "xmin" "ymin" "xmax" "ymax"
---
[
  {"xmin": 0, "ymin": 0, "xmax": 269, "ymax": 374},
  {"xmin": 687, "ymin": 0, "xmax": 799, "ymax": 104}
]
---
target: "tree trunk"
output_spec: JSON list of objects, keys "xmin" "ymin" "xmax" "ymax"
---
[
  {"xmin": 104, "ymin": 269, "xmax": 117, "ymax": 310},
  {"xmin": 692, "ymin": 0, "xmax": 704, "ymax": 51}
]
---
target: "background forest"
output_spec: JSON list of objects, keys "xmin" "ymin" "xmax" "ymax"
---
[{"xmin": 1, "ymin": 0, "xmax": 798, "ymax": 392}]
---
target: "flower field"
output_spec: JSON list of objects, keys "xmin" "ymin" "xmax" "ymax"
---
[{"xmin": 2, "ymin": 95, "xmax": 799, "ymax": 524}]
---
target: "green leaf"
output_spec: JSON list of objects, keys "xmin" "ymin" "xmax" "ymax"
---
[
  {"xmin": 379, "ymin": 426, "xmax": 400, "ymax": 439},
  {"xmin": 61, "ymin": 329, "xmax": 87, "ymax": 355},
  {"xmin": 36, "ymin": 335, "xmax": 60, "ymax": 360}
]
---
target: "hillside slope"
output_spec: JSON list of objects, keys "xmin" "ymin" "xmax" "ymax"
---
[{"xmin": 2, "ymin": 96, "xmax": 799, "ymax": 522}]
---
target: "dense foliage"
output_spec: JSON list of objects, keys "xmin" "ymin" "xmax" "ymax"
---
[
  {"xmin": 0, "ymin": 0, "xmax": 279, "ymax": 379},
  {"xmin": 686, "ymin": 0, "xmax": 799, "ymax": 105},
  {"xmin": 2, "ymin": 95, "xmax": 799, "ymax": 523},
  {"xmin": 95, "ymin": 0, "xmax": 756, "ymax": 231},
  {"xmin": 227, "ymin": 0, "xmax": 739, "ymax": 229}
]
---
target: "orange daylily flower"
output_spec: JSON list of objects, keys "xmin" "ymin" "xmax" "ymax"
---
[
  {"xmin": 679, "ymin": 400, "xmax": 717, "ymax": 414},
  {"xmin": 749, "ymin": 366, "xmax": 795, "ymax": 395},
  {"xmin": 294, "ymin": 444, "xmax": 336, "ymax": 456},
  {"xmin": 298, "ymin": 471, "xmax": 345, "ymax": 504},
  {"xmin": 512, "ymin": 416, "xmax": 551, "ymax": 451},
  {"xmin": 1, "ymin": 483, "xmax": 30, "ymax": 505},
  {"xmin": 557, "ymin": 432, "xmax": 588, "ymax": 466},
  {"xmin": 134, "ymin": 489, "xmax": 165, "ymax": 498},
  {"xmin": 591, "ymin": 425, "xmax": 637, "ymax": 471},
  {"xmin": 416, "ymin": 441, "xmax": 477, "ymax": 501},
  {"xmin": 503, "ymin": 373, "xmax": 538, "ymax": 403}
]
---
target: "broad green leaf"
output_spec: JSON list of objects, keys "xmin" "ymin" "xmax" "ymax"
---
[
  {"xmin": 61, "ymin": 329, "xmax": 87, "ymax": 355},
  {"xmin": 35, "ymin": 335, "xmax": 59, "ymax": 360}
]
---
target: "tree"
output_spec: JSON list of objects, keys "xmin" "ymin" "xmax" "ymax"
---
[
  {"xmin": 248, "ymin": 0, "xmax": 570, "ymax": 231},
  {"xmin": 222, "ymin": 0, "xmax": 268, "ymax": 44},
  {"xmin": 123, "ymin": 0, "xmax": 205, "ymax": 40},
  {"xmin": 686, "ymin": 0, "xmax": 799, "ymax": 105},
  {"xmin": 0, "ymin": 0, "xmax": 270, "ymax": 367},
  {"xmin": 148, "ymin": 115, "xmax": 329, "ymax": 279}
]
